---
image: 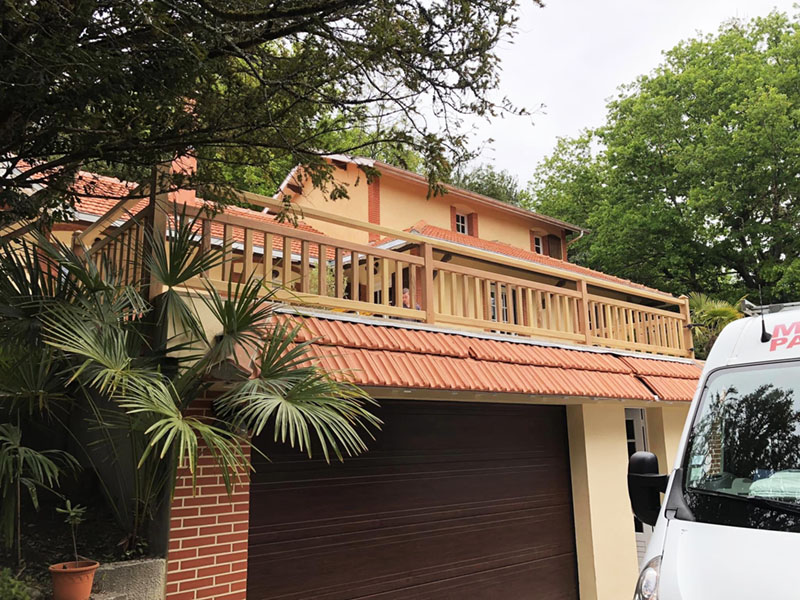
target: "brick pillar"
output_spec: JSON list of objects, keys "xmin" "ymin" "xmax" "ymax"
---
[
  {"xmin": 368, "ymin": 178, "xmax": 381, "ymax": 243},
  {"xmin": 165, "ymin": 396, "xmax": 251, "ymax": 600}
]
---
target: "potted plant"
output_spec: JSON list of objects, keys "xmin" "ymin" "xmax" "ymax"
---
[{"xmin": 49, "ymin": 500, "xmax": 99, "ymax": 600}]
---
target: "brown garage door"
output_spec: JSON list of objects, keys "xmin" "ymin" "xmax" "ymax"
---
[{"xmin": 247, "ymin": 401, "xmax": 578, "ymax": 600}]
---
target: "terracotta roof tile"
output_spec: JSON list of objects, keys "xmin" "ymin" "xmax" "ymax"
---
[
  {"xmin": 641, "ymin": 376, "xmax": 700, "ymax": 402},
  {"xmin": 287, "ymin": 314, "xmax": 701, "ymax": 402},
  {"xmin": 69, "ymin": 172, "xmax": 333, "ymax": 258},
  {"xmin": 620, "ymin": 356, "xmax": 702, "ymax": 379}
]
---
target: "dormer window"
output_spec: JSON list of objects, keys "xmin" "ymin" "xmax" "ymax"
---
[{"xmin": 455, "ymin": 212, "xmax": 468, "ymax": 235}]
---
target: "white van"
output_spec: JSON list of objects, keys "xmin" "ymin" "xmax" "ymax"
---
[{"xmin": 628, "ymin": 305, "xmax": 800, "ymax": 600}]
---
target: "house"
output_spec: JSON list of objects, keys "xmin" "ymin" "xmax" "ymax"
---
[{"xmin": 49, "ymin": 156, "xmax": 702, "ymax": 600}]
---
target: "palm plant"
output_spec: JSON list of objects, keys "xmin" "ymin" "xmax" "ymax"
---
[
  {"xmin": 0, "ymin": 424, "xmax": 77, "ymax": 568},
  {"xmin": 688, "ymin": 292, "xmax": 744, "ymax": 359},
  {"xmin": 0, "ymin": 204, "xmax": 379, "ymax": 551}
]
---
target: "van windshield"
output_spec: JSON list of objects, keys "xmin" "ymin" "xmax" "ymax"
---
[{"xmin": 683, "ymin": 361, "xmax": 800, "ymax": 530}]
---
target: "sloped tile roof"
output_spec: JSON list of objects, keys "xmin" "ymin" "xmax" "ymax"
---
[
  {"xmin": 283, "ymin": 313, "xmax": 702, "ymax": 402},
  {"xmin": 70, "ymin": 172, "xmax": 332, "ymax": 258}
]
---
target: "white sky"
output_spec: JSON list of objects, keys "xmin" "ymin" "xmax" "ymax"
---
[{"xmin": 471, "ymin": 0, "xmax": 799, "ymax": 182}]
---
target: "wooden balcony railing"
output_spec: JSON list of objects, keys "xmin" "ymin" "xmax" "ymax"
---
[{"xmin": 84, "ymin": 193, "xmax": 694, "ymax": 358}]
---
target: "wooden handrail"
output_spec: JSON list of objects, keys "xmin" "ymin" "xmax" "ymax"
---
[
  {"xmin": 200, "ymin": 185, "xmax": 682, "ymax": 306},
  {"xmin": 87, "ymin": 197, "xmax": 693, "ymax": 357},
  {"xmin": 75, "ymin": 186, "xmax": 148, "ymax": 247}
]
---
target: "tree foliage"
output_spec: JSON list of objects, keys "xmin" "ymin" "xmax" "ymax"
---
[
  {"xmin": 530, "ymin": 12, "xmax": 800, "ymax": 302},
  {"xmin": 451, "ymin": 163, "xmax": 530, "ymax": 205},
  {"xmin": 688, "ymin": 292, "xmax": 743, "ymax": 359},
  {"xmin": 1, "ymin": 0, "xmax": 537, "ymax": 224}
]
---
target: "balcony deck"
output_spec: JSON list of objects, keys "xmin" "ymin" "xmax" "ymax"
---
[{"xmin": 83, "ymin": 190, "xmax": 694, "ymax": 358}]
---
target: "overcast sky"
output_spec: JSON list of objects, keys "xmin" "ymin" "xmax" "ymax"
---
[{"xmin": 471, "ymin": 0, "xmax": 799, "ymax": 183}]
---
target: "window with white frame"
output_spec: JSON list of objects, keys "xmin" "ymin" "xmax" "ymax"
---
[
  {"xmin": 532, "ymin": 235, "xmax": 544, "ymax": 255},
  {"xmin": 455, "ymin": 212, "xmax": 468, "ymax": 235}
]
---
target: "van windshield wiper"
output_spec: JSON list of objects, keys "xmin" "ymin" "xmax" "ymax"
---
[{"xmin": 690, "ymin": 487, "xmax": 800, "ymax": 515}]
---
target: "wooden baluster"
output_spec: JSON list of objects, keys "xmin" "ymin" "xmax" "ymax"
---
[
  {"xmin": 263, "ymin": 232, "xmax": 273, "ymax": 282},
  {"xmin": 350, "ymin": 251, "xmax": 360, "ymax": 301},
  {"xmin": 533, "ymin": 290, "xmax": 542, "ymax": 329},
  {"xmin": 634, "ymin": 310, "xmax": 644, "ymax": 344},
  {"xmin": 602, "ymin": 304, "xmax": 613, "ymax": 340},
  {"xmin": 421, "ymin": 243, "xmax": 435, "ymax": 323},
  {"xmin": 123, "ymin": 229, "xmax": 133, "ymax": 284},
  {"xmin": 571, "ymin": 298, "xmax": 579, "ymax": 333},
  {"xmin": 133, "ymin": 223, "xmax": 142, "ymax": 285},
  {"xmin": 334, "ymin": 248, "xmax": 344, "ymax": 298},
  {"xmin": 469, "ymin": 277, "xmax": 482, "ymax": 319},
  {"xmin": 317, "ymin": 244, "xmax": 328, "ymax": 296},
  {"xmin": 366, "ymin": 255, "xmax": 375, "ymax": 304},
  {"xmin": 201, "ymin": 220, "xmax": 212, "ymax": 278},
  {"xmin": 409, "ymin": 263, "xmax": 417, "ymax": 309},
  {"xmin": 243, "ymin": 229, "xmax": 254, "ymax": 282},
  {"xmin": 282, "ymin": 235, "xmax": 292, "ymax": 288},
  {"xmin": 300, "ymin": 240, "xmax": 310, "ymax": 293},
  {"xmin": 482, "ymin": 279, "xmax": 492, "ymax": 321},
  {"xmin": 654, "ymin": 315, "xmax": 664, "ymax": 348},
  {"xmin": 381, "ymin": 258, "xmax": 390, "ymax": 306},
  {"xmin": 525, "ymin": 288, "xmax": 535, "ymax": 330},
  {"xmin": 394, "ymin": 260, "xmax": 404, "ymax": 308},
  {"xmin": 679, "ymin": 295, "xmax": 694, "ymax": 357},
  {"xmin": 507, "ymin": 285, "xmax": 516, "ymax": 325},
  {"xmin": 437, "ymin": 270, "xmax": 447, "ymax": 315},
  {"xmin": 451, "ymin": 272, "xmax": 460, "ymax": 316},
  {"xmin": 221, "ymin": 224, "xmax": 233, "ymax": 282}
]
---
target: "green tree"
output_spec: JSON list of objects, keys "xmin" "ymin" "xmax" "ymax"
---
[
  {"xmin": 1, "ymin": 0, "xmax": 538, "ymax": 224},
  {"xmin": 688, "ymin": 293, "xmax": 743, "ymax": 359},
  {"xmin": 530, "ymin": 12, "xmax": 800, "ymax": 302},
  {"xmin": 451, "ymin": 164, "xmax": 530, "ymax": 205}
]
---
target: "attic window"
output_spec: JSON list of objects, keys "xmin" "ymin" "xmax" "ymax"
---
[{"xmin": 455, "ymin": 212, "xmax": 468, "ymax": 235}]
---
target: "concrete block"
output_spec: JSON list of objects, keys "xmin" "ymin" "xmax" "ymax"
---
[{"xmin": 92, "ymin": 558, "xmax": 165, "ymax": 600}]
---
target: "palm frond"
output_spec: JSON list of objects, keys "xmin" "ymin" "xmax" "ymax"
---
[
  {"xmin": 146, "ymin": 202, "xmax": 225, "ymax": 343},
  {"xmin": 199, "ymin": 275, "xmax": 277, "ymax": 369},
  {"xmin": 117, "ymin": 377, "xmax": 250, "ymax": 493},
  {"xmin": 216, "ymin": 367, "xmax": 380, "ymax": 463}
]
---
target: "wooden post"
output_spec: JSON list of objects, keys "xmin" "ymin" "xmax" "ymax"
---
[
  {"xmin": 579, "ymin": 280, "xmax": 592, "ymax": 345},
  {"xmin": 145, "ymin": 165, "xmax": 168, "ymax": 300},
  {"xmin": 421, "ymin": 243, "xmax": 435, "ymax": 324},
  {"xmin": 679, "ymin": 294, "xmax": 694, "ymax": 358}
]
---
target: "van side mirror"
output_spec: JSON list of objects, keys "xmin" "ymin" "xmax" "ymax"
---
[{"xmin": 628, "ymin": 451, "xmax": 669, "ymax": 526}]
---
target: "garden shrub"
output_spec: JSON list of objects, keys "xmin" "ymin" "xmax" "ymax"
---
[{"xmin": 0, "ymin": 568, "xmax": 31, "ymax": 600}]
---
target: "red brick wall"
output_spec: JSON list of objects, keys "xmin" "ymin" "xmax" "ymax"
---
[
  {"xmin": 165, "ymin": 396, "xmax": 251, "ymax": 600},
  {"xmin": 368, "ymin": 178, "xmax": 381, "ymax": 243}
]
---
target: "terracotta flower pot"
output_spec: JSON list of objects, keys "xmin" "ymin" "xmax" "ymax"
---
[{"xmin": 49, "ymin": 560, "xmax": 100, "ymax": 600}]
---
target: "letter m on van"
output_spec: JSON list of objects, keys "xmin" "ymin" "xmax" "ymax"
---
[{"xmin": 771, "ymin": 321, "xmax": 800, "ymax": 351}]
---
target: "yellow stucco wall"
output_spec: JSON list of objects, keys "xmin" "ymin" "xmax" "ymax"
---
[
  {"xmin": 646, "ymin": 404, "xmax": 691, "ymax": 472},
  {"xmin": 289, "ymin": 162, "xmax": 566, "ymax": 256},
  {"xmin": 289, "ymin": 164, "xmax": 371, "ymax": 244},
  {"xmin": 567, "ymin": 403, "xmax": 640, "ymax": 600}
]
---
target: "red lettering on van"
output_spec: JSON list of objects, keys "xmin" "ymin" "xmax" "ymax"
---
[
  {"xmin": 773, "ymin": 321, "xmax": 800, "ymax": 338},
  {"xmin": 771, "ymin": 336, "xmax": 788, "ymax": 351},
  {"xmin": 770, "ymin": 322, "xmax": 800, "ymax": 351}
]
